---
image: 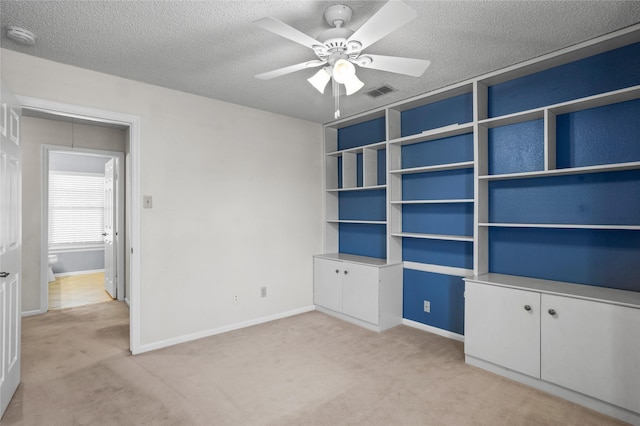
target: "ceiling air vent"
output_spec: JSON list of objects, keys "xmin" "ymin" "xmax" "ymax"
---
[{"xmin": 365, "ymin": 85, "xmax": 396, "ymax": 98}]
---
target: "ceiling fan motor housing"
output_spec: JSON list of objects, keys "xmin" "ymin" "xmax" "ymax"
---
[{"xmin": 324, "ymin": 5, "xmax": 353, "ymax": 27}]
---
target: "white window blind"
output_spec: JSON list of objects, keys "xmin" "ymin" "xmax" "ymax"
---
[{"xmin": 49, "ymin": 171, "xmax": 105, "ymax": 247}]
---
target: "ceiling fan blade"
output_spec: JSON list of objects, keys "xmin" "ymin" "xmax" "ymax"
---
[
  {"xmin": 254, "ymin": 17, "xmax": 323, "ymax": 50},
  {"xmin": 255, "ymin": 60, "xmax": 326, "ymax": 80},
  {"xmin": 347, "ymin": 1, "xmax": 417, "ymax": 51},
  {"xmin": 355, "ymin": 54, "xmax": 431, "ymax": 77}
]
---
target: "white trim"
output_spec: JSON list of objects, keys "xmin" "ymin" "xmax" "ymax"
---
[
  {"xmin": 54, "ymin": 269, "xmax": 104, "ymax": 278},
  {"xmin": 21, "ymin": 309, "xmax": 44, "ymax": 317},
  {"xmin": 402, "ymin": 318, "xmax": 465, "ymax": 342},
  {"xmin": 136, "ymin": 306, "xmax": 315, "ymax": 354},
  {"xmin": 18, "ymin": 96, "xmax": 142, "ymax": 355}
]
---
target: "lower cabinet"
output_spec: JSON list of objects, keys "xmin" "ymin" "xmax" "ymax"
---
[
  {"xmin": 313, "ymin": 254, "xmax": 403, "ymax": 332},
  {"xmin": 464, "ymin": 274, "xmax": 640, "ymax": 423}
]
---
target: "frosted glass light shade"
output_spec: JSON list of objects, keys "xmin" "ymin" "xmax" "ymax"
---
[
  {"xmin": 332, "ymin": 59, "xmax": 355, "ymax": 84},
  {"xmin": 307, "ymin": 68, "xmax": 331, "ymax": 93},
  {"xmin": 344, "ymin": 74, "xmax": 365, "ymax": 95}
]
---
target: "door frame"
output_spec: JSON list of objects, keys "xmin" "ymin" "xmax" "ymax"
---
[
  {"xmin": 43, "ymin": 146, "xmax": 125, "ymax": 302},
  {"xmin": 18, "ymin": 96, "xmax": 142, "ymax": 354}
]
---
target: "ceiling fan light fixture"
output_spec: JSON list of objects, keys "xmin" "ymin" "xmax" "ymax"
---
[
  {"xmin": 307, "ymin": 68, "xmax": 331, "ymax": 93},
  {"xmin": 332, "ymin": 59, "xmax": 356, "ymax": 84},
  {"xmin": 344, "ymin": 74, "xmax": 365, "ymax": 96}
]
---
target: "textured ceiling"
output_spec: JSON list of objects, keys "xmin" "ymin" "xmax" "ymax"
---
[{"xmin": 1, "ymin": 1, "xmax": 640, "ymax": 124}]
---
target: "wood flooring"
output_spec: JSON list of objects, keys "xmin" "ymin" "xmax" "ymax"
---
[{"xmin": 48, "ymin": 272, "xmax": 113, "ymax": 310}]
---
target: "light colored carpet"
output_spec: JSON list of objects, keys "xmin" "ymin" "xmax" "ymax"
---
[{"xmin": 2, "ymin": 301, "xmax": 627, "ymax": 425}]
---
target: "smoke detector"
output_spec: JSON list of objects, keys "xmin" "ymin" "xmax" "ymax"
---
[{"xmin": 6, "ymin": 26, "xmax": 36, "ymax": 45}]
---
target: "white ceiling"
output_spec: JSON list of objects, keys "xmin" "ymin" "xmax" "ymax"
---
[{"xmin": 1, "ymin": 1, "xmax": 640, "ymax": 124}]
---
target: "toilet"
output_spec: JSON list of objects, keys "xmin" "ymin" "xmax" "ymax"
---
[{"xmin": 47, "ymin": 254, "xmax": 58, "ymax": 282}]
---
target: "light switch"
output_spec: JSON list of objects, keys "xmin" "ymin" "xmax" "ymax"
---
[{"xmin": 143, "ymin": 195, "xmax": 153, "ymax": 208}]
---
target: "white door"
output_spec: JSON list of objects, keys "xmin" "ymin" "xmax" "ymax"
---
[
  {"xmin": 541, "ymin": 294, "xmax": 640, "ymax": 414},
  {"xmin": 103, "ymin": 158, "xmax": 116, "ymax": 298},
  {"xmin": 313, "ymin": 257, "xmax": 342, "ymax": 312},
  {"xmin": 464, "ymin": 282, "xmax": 541, "ymax": 378},
  {"xmin": 0, "ymin": 81, "xmax": 22, "ymax": 418},
  {"xmin": 342, "ymin": 263, "xmax": 379, "ymax": 324}
]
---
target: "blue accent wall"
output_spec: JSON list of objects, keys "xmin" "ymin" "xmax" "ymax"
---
[
  {"xmin": 377, "ymin": 149, "xmax": 386, "ymax": 185},
  {"xmin": 403, "ymin": 203, "xmax": 473, "ymax": 236},
  {"xmin": 556, "ymin": 99, "xmax": 640, "ymax": 168},
  {"xmin": 489, "ymin": 227, "xmax": 640, "ymax": 291},
  {"xmin": 337, "ymin": 117, "xmax": 386, "ymax": 150},
  {"xmin": 402, "ymin": 169, "xmax": 474, "ymax": 200},
  {"xmin": 403, "ymin": 238, "xmax": 473, "ymax": 269},
  {"xmin": 489, "ymin": 170, "xmax": 640, "ymax": 225},
  {"xmin": 488, "ymin": 42, "xmax": 640, "ymax": 117},
  {"xmin": 403, "ymin": 269, "xmax": 465, "ymax": 335},
  {"xmin": 401, "ymin": 92, "xmax": 473, "ymax": 137},
  {"xmin": 339, "ymin": 189, "xmax": 386, "ymax": 221},
  {"xmin": 488, "ymin": 120, "xmax": 544, "ymax": 175},
  {"xmin": 402, "ymin": 133, "xmax": 473, "ymax": 169},
  {"xmin": 339, "ymin": 223, "xmax": 386, "ymax": 259}
]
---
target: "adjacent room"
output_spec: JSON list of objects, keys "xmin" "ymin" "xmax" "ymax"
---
[{"xmin": 0, "ymin": 1, "xmax": 639, "ymax": 424}]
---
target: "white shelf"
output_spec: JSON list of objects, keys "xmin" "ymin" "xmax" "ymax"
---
[
  {"xmin": 327, "ymin": 220, "xmax": 387, "ymax": 225},
  {"xmin": 479, "ymin": 161, "xmax": 640, "ymax": 181},
  {"xmin": 390, "ymin": 161, "xmax": 475, "ymax": 175},
  {"xmin": 325, "ymin": 141, "xmax": 386, "ymax": 157},
  {"xmin": 388, "ymin": 122, "xmax": 474, "ymax": 146},
  {"xmin": 403, "ymin": 261, "xmax": 473, "ymax": 278},
  {"xmin": 326, "ymin": 184, "xmax": 387, "ymax": 192},
  {"xmin": 479, "ymin": 223, "xmax": 640, "ymax": 230},
  {"xmin": 391, "ymin": 199, "xmax": 474, "ymax": 205},
  {"xmin": 391, "ymin": 232, "xmax": 474, "ymax": 242},
  {"xmin": 478, "ymin": 109, "xmax": 545, "ymax": 128},
  {"xmin": 315, "ymin": 252, "xmax": 392, "ymax": 267}
]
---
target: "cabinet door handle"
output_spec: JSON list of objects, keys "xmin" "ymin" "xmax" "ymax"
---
[
  {"xmin": 548, "ymin": 309, "xmax": 557, "ymax": 316},
  {"xmin": 335, "ymin": 269, "xmax": 340, "ymax": 274},
  {"xmin": 344, "ymin": 270, "xmax": 348, "ymax": 275},
  {"xmin": 524, "ymin": 305, "xmax": 531, "ymax": 311}
]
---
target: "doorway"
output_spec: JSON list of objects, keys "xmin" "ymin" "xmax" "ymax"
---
[
  {"xmin": 18, "ymin": 96, "xmax": 142, "ymax": 354},
  {"xmin": 45, "ymin": 147, "xmax": 125, "ymax": 310}
]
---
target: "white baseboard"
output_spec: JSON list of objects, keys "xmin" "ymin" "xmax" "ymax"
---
[
  {"xmin": 22, "ymin": 308, "xmax": 46, "ymax": 317},
  {"xmin": 54, "ymin": 269, "xmax": 105, "ymax": 278},
  {"xmin": 124, "ymin": 297, "xmax": 130, "ymax": 307},
  {"xmin": 133, "ymin": 305, "xmax": 316, "ymax": 355},
  {"xmin": 402, "ymin": 318, "xmax": 465, "ymax": 342}
]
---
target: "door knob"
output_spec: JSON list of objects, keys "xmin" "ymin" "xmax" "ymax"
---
[
  {"xmin": 102, "ymin": 232, "xmax": 108, "ymax": 236},
  {"xmin": 524, "ymin": 305, "xmax": 531, "ymax": 311},
  {"xmin": 548, "ymin": 309, "xmax": 557, "ymax": 316},
  {"xmin": 0, "ymin": 272, "xmax": 10, "ymax": 278}
]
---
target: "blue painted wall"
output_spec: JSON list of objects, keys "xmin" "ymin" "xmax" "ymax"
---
[
  {"xmin": 339, "ymin": 223, "xmax": 386, "ymax": 259},
  {"xmin": 403, "ymin": 269, "xmax": 465, "ymax": 335},
  {"xmin": 401, "ymin": 92, "xmax": 473, "ymax": 137},
  {"xmin": 488, "ymin": 42, "xmax": 640, "ymax": 117}
]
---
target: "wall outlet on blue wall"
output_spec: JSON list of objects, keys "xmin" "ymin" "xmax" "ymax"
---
[{"xmin": 423, "ymin": 300, "xmax": 431, "ymax": 313}]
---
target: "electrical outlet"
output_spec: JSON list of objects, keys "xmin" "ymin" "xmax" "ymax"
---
[
  {"xmin": 423, "ymin": 300, "xmax": 431, "ymax": 313},
  {"xmin": 260, "ymin": 286, "xmax": 267, "ymax": 298},
  {"xmin": 233, "ymin": 295, "xmax": 239, "ymax": 305}
]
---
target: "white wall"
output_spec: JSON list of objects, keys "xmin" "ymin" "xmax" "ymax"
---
[{"xmin": 1, "ymin": 48, "xmax": 324, "ymax": 349}]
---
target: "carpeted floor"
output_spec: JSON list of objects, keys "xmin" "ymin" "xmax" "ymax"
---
[{"xmin": 2, "ymin": 301, "xmax": 627, "ymax": 425}]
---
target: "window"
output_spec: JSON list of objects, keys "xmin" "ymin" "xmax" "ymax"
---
[{"xmin": 49, "ymin": 171, "xmax": 105, "ymax": 248}]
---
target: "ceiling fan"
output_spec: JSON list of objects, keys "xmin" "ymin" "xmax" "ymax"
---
[{"xmin": 254, "ymin": 1, "xmax": 431, "ymax": 118}]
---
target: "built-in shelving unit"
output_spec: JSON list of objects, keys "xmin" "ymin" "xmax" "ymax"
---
[
  {"xmin": 320, "ymin": 24, "xmax": 640, "ymax": 336},
  {"xmin": 317, "ymin": 23, "xmax": 640, "ymax": 424}
]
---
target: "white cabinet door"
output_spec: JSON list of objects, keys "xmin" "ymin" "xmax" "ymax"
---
[
  {"xmin": 465, "ymin": 283, "xmax": 541, "ymax": 378},
  {"xmin": 313, "ymin": 257, "xmax": 343, "ymax": 313},
  {"xmin": 541, "ymin": 294, "xmax": 640, "ymax": 414},
  {"xmin": 342, "ymin": 262, "xmax": 379, "ymax": 325}
]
